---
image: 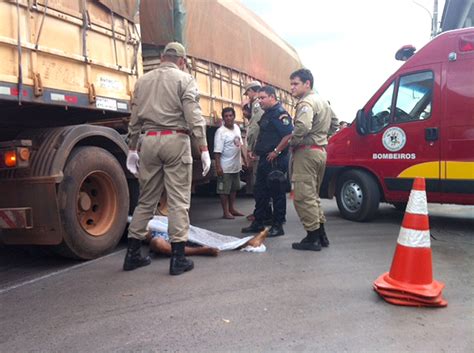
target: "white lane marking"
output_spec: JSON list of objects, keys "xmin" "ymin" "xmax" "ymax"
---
[{"xmin": 0, "ymin": 249, "xmax": 125, "ymax": 295}]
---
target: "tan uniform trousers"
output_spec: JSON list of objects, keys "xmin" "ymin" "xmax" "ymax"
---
[
  {"xmin": 128, "ymin": 133, "xmax": 192, "ymax": 242},
  {"xmin": 291, "ymin": 148, "xmax": 327, "ymax": 231}
]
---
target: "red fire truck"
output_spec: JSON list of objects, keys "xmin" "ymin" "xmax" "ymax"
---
[{"xmin": 321, "ymin": 27, "xmax": 474, "ymax": 221}]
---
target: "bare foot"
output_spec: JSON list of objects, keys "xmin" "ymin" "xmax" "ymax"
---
[
  {"xmin": 246, "ymin": 228, "xmax": 269, "ymax": 247},
  {"xmin": 230, "ymin": 209, "xmax": 244, "ymax": 217},
  {"xmin": 204, "ymin": 247, "xmax": 220, "ymax": 256},
  {"xmin": 223, "ymin": 214, "xmax": 235, "ymax": 219}
]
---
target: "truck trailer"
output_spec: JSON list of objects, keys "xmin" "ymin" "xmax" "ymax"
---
[{"xmin": 0, "ymin": 0, "xmax": 302, "ymax": 259}]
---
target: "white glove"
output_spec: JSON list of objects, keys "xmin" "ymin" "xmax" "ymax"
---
[
  {"xmin": 126, "ymin": 150, "xmax": 139, "ymax": 175},
  {"xmin": 201, "ymin": 150, "xmax": 211, "ymax": 176}
]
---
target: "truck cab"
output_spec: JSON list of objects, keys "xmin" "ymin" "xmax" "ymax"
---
[{"xmin": 321, "ymin": 27, "xmax": 474, "ymax": 221}]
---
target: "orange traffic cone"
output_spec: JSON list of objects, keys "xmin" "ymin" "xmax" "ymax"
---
[
  {"xmin": 373, "ymin": 285, "xmax": 448, "ymax": 306},
  {"xmin": 382, "ymin": 296, "xmax": 448, "ymax": 307},
  {"xmin": 373, "ymin": 177, "xmax": 447, "ymax": 307}
]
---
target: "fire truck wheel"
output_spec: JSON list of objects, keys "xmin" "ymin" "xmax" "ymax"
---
[
  {"xmin": 56, "ymin": 146, "xmax": 129, "ymax": 259},
  {"xmin": 336, "ymin": 170, "xmax": 380, "ymax": 222}
]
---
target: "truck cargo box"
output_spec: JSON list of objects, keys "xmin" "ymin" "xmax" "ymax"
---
[
  {"xmin": 140, "ymin": 0, "xmax": 302, "ymax": 125},
  {"xmin": 0, "ymin": 0, "xmax": 141, "ymax": 130}
]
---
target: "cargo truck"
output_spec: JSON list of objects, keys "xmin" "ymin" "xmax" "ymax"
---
[{"xmin": 0, "ymin": 0, "xmax": 302, "ymax": 259}]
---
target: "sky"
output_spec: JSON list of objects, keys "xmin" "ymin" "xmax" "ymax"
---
[{"xmin": 240, "ymin": 0, "xmax": 445, "ymax": 122}]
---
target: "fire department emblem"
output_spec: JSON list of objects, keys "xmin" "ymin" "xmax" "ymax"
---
[{"xmin": 382, "ymin": 127, "xmax": 406, "ymax": 152}]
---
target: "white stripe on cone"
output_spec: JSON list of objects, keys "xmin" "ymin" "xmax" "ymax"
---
[
  {"xmin": 405, "ymin": 190, "xmax": 428, "ymax": 215},
  {"xmin": 398, "ymin": 227, "xmax": 431, "ymax": 248}
]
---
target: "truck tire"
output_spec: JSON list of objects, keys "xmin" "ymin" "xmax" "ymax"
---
[
  {"xmin": 336, "ymin": 170, "xmax": 380, "ymax": 222},
  {"xmin": 56, "ymin": 146, "xmax": 129, "ymax": 259}
]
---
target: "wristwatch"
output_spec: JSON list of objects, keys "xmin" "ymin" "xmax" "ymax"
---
[{"xmin": 273, "ymin": 148, "xmax": 281, "ymax": 155}]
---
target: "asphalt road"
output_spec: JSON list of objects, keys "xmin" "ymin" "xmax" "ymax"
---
[{"xmin": 1, "ymin": 197, "xmax": 473, "ymax": 352}]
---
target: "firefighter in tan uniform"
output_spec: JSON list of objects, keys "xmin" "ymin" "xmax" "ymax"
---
[
  {"xmin": 124, "ymin": 42, "xmax": 211, "ymax": 275},
  {"xmin": 244, "ymin": 81, "xmax": 264, "ymax": 155},
  {"xmin": 289, "ymin": 69, "xmax": 338, "ymax": 251}
]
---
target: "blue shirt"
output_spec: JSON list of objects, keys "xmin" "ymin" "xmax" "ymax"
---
[{"xmin": 254, "ymin": 103, "xmax": 293, "ymax": 156}]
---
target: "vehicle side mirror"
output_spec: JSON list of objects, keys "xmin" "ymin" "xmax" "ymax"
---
[{"xmin": 355, "ymin": 109, "xmax": 367, "ymax": 135}]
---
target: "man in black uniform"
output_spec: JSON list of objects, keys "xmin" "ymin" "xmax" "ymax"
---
[{"xmin": 241, "ymin": 86, "xmax": 293, "ymax": 237}]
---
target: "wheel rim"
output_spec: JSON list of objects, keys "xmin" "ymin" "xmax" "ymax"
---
[
  {"xmin": 340, "ymin": 180, "xmax": 363, "ymax": 213},
  {"xmin": 77, "ymin": 171, "xmax": 117, "ymax": 237}
]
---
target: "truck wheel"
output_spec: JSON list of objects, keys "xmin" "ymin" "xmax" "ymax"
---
[
  {"xmin": 336, "ymin": 170, "xmax": 380, "ymax": 222},
  {"xmin": 56, "ymin": 146, "xmax": 129, "ymax": 259}
]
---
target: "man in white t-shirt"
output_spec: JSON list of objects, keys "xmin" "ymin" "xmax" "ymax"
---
[{"xmin": 214, "ymin": 107, "xmax": 246, "ymax": 219}]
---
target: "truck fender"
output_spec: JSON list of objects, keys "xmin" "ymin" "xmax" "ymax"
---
[{"xmin": 16, "ymin": 124, "xmax": 130, "ymax": 181}]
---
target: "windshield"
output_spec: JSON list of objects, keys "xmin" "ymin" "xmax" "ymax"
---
[{"xmin": 368, "ymin": 81, "xmax": 394, "ymax": 133}]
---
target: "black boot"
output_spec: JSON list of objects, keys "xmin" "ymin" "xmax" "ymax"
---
[
  {"xmin": 263, "ymin": 218, "xmax": 273, "ymax": 226},
  {"xmin": 320, "ymin": 223, "xmax": 330, "ymax": 247},
  {"xmin": 170, "ymin": 242, "xmax": 194, "ymax": 276},
  {"xmin": 123, "ymin": 238, "xmax": 151, "ymax": 271},
  {"xmin": 268, "ymin": 223, "xmax": 284, "ymax": 237},
  {"xmin": 292, "ymin": 229, "xmax": 322, "ymax": 251},
  {"xmin": 241, "ymin": 221, "xmax": 265, "ymax": 233}
]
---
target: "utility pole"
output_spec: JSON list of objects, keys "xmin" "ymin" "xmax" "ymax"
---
[
  {"xmin": 413, "ymin": 0, "xmax": 439, "ymax": 38},
  {"xmin": 432, "ymin": 0, "xmax": 439, "ymax": 37}
]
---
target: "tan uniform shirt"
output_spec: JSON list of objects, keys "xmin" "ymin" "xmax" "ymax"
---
[
  {"xmin": 246, "ymin": 99, "xmax": 264, "ymax": 152},
  {"xmin": 290, "ymin": 90, "xmax": 338, "ymax": 147},
  {"xmin": 127, "ymin": 62, "xmax": 207, "ymax": 150},
  {"xmin": 329, "ymin": 107, "xmax": 339, "ymax": 138}
]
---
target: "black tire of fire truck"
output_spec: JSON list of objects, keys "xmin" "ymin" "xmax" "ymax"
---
[
  {"xmin": 335, "ymin": 170, "xmax": 380, "ymax": 222},
  {"xmin": 55, "ymin": 146, "xmax": 129, "ymax": 260}
]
